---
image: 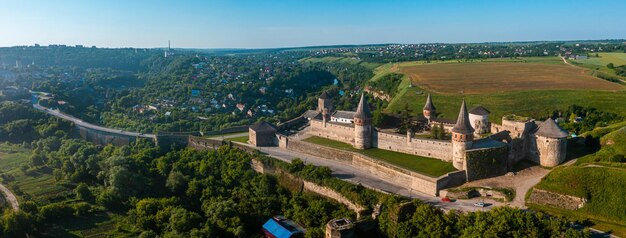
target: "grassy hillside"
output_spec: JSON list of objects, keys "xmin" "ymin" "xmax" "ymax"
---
[
  {"xmin": 299, "ymin": 56, "xmax": 382, "ymax": 70},
  {"xmin": 576, "ymin": 126, "xmax": 626, "ymax": 164},
  {"xmin": 532, "ymin": 165, "xmax": 626, "ymax": 236},
  {"xmin": 530, "ymin": 120, "xmax": 626, "ymax": 236}
]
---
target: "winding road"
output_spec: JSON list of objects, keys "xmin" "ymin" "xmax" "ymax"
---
[{"xmin": 0, "ymin": 183, "xmax": 18, "ymax": 211}]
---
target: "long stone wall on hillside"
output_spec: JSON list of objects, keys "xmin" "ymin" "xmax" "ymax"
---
[
  {"xmin": 528, "ymin": 188, "xmax": 586, "ymax": 210},
  {"xmin": 309, "ymin": 119, "xmax": 355, "ymax": 144},
  {"xmin": 374, "ymin": 132, "xmax": 452, "ymax": 161},
  {"xmin": 286, "ymin": 139, "xmax": 466, "ymax": 196}
]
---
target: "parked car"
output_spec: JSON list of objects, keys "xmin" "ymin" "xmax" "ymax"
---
[
  {"xmin": 473, "ymin": 202, "xmax": 486, "ymax": 207},
  {"xmin": 441, "ymin": 197, "xmax": 453, "ymax": 202}
]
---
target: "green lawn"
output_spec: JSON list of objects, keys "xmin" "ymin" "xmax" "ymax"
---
[
  {"xmin": 303, "ymin": 136, "xmax": 456, "ymax": 177},
  {"xmin": 226, "ymin": 135, "xmax": 249, "ymax": 143},
  {"xmin": 207, "ymin": 131, "xmax": 248, "ymax": 138}
]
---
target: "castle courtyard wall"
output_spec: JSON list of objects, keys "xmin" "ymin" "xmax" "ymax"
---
[
  {"xmin": 374, "ymin": 132, "xmax": 453, "ymax": 161},
  {"xmin": 285, "ymin": 139, "xmax": 465, "ymax": 196},
  {"xmin": 310, "ymin": 119, "xmax": 355, "ymax": 145}
]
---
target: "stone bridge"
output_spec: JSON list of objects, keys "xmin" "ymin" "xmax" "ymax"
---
[{"xmin": 34, "ymin": 104, "xmax": 159, "ymax": 146}]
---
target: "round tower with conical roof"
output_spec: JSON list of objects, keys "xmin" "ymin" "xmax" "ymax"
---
[
  {"xmin": 423, "ymin": 94, "xmax": 436, "ymax": 120},
  {"xmin": 451, "ymin": 100, "xmax": 475, "ymax": 170},
  {"xmin": 354, "ymin": 94, "xmax": 372, "ymax": 149},
  {"xmin": 534, "ymin": 118, "xmax": 568, "ymax": 167}
]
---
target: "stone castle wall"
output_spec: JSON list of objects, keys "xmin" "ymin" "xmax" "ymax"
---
[
  {"xmin": 374, "ymin": 132, "xmax": 453, "ymax": 161},
  {"xmin": 285, "ymin": 139, "xmax": 465, "ymax": 196},
  {"xmin": 310, "ymin": 119, "xmax": 355, "ymax": 145}
]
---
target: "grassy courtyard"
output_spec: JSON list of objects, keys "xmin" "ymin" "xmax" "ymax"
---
[
  {"xmin": 226, "ymin": 135, "xmax": 250, "ymax": 143},
  {"xmin": 303, "ymin": 136, "xmax": 456, "ymax": 177}
]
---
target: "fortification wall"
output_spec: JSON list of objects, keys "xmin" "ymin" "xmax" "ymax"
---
[
  {"xmin": 465, "ymin": 146, "xmax": 508, "ymax": 181},
  {"xmin": 309, "ymin": 119, "xmax": 354, "ymax": 144},
  {"xmin": 202, "ymin": 126, "xmax": 248, "ymax": 136},
  {"xmin": 528, "ymin": 188, "xmax": 586, "ymax": 210},
  {"xmin": 286, "ymin": 139, "xmax": 463, "ymax": 196},
  {"xmin": 287, "ymin": 139, "xmax": 353, "ymax": 163},
  {"xmin": 302, "ymin": 180, "xmax": 367, "ymax": 217},
  {"xmin": 374, "ymin": 132, "xmax": 453, "ymax": 161}
]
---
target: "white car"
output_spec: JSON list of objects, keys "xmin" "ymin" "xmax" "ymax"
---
[{"xmin": 473, "ymin": 202, "xmax": 486, "ymax": 207}]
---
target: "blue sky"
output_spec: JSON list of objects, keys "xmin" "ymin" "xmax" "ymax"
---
[{"xmin": 0, "ymin": 0, "xmax": 625, "ymax": 48}]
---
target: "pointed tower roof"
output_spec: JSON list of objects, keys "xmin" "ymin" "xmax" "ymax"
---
[
  {"xmin": 469, "ymin": 106, "xmax": 490, "ymax": 116},
  {"xmin": 354, "ymin": 93, "xmax": 371, "ymax": 119},
  {"xmin": 319, "ymin": 91, "xmax": 330, "ymax": 99},
  {"xmin": 423, "ymin": 94, "xmax": 436, "ymax": 111},
  {"xmin": 536, "ymin": 118, "xmax": 568, "ymax": 138},
  {"xmin": 451, "ymin": 100, "xmax": 475, "ymax": 134}
]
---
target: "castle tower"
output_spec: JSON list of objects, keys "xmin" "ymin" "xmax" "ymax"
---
[
  {"xmin": 534, "ymin": 118, "xmax": 568, "ymax": 167},
  {"xmin": 451, "ymin": 100, "xmax": 475, "ymax": 170},
  {"xmin": 423, "ymin": 94, "xmax": 436, "ymax": 120},
  {"xmin": 325, "ymin": 218, "xmax": 355, "ymax": 238},
  {"xmin": 468, "ymin": 106, "xmax": 491, "ymax": 136},
  {"xmin": 318, "ymin": 91, "xmax": 333, "ymax": 115},
  {"xmin": 354, "ymin": 93, "xmax": 372, "ymax": 149}
]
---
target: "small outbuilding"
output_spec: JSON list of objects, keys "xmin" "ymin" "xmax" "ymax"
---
[
  {"xmin": 261, "ymin": 216, "xmax": 305, "ymax": 238},
  {"xmin": 249, "ymin": 121, "xmax": 278, "ymax": 146}
]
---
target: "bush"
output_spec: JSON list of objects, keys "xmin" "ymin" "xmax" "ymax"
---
[{"xmin": 39, "ymin": 203, "xmax": 75, "ymax": 221}]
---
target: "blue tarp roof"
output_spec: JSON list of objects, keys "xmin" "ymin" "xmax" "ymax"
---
[{"xmin": 262, "ymin": 219, "xmax": 296, "ymax": 238}]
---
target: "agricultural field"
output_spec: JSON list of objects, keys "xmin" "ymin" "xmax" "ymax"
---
[
  {"xmin": 399, "ymin": 62, "xmax": 620, "ymax": 94},
  {"xmin": 303, "ymin": 136, "xmax": 456, "ymax": 177},
  {"xmin": 372, "ymin": 57, "xmax": 626, "ymax": 123},
  {"xmin": 575, "ymin": 52, "xmax": 626, "ymax": 66}
]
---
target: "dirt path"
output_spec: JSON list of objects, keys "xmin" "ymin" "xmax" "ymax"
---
[
  {"xmin": 0, "ymin": 183, "xmax": 19, "ymax": 211},
  {"xmin": 462, "ymin": 166, "xmax": 550, "ymax": 208}
]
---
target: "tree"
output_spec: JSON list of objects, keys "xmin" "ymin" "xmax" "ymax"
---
[
  {"xmin": 166, "ymin": 170, "xmax": 187, "ymax": 194},
  {"xmin": 607, "ymin": 63, "xmax": 614, "ymax": 69},
  {"xmin": 168, "ymin": 207, "xmax": 202, "ymax": 233},
  {"xmin": 75, "ymin": 183, "xmax": 92, "ymax": 201}
]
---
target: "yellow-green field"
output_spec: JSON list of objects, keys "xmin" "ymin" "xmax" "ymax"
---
[{"xmin": 575, "ymin": 52, "xmax": 626, "ymax": 66}]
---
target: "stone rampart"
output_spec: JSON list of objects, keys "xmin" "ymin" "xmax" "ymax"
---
[
  {"xmin": 374, "ymin": 131, "xmax": 452, "ymax": 161},
  {"xmin": 310, "ymin": 119, "xmax": 355, "ymax": 145},
  {"xmin": 528, "ymin": 188, "xmax": 586, "ymax": 210},
  {"xmin": 286, "ymin": 139, "xmax": 465, "ymax": 196}
]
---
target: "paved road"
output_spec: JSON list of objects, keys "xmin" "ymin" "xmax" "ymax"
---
[
  {"xmin": 33, "ymin": 104, "xmax": 156, "ymax": 140},
  {"xmin": 241, "ymin": 143, "xmax": 496, "ymax": 212},
  {"xmin": 0, "ymin": 183, "xmax": 18, "ymax": 211}
]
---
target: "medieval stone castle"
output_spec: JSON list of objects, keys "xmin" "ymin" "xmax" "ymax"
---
[{"xmin": 295, "ymin": 92, "xmax": 569, "ymax": 181}]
